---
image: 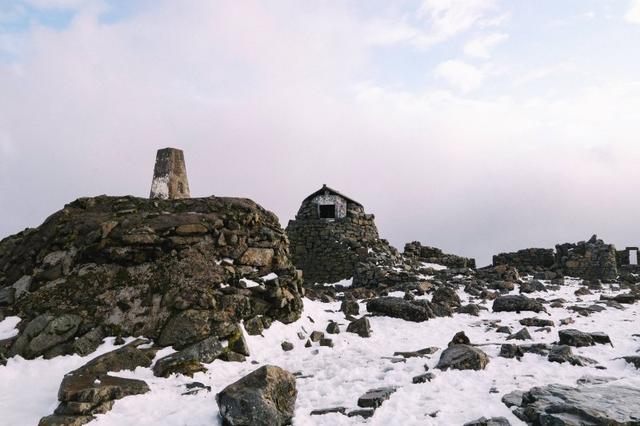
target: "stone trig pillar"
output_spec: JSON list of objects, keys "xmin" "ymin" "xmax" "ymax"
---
[{"xmin": 150, "ymin": 148, "xmax": 190, "ymax": 199}]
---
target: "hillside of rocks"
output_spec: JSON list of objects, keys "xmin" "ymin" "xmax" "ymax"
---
[{"xmin": 0, "ymin": 195, "xmax": 303, "ymax": 361}]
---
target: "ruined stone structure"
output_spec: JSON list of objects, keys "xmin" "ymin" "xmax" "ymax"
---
[
  {"xmin": 404, "ymin": 242, "xmax": 476, "ymax": 269},
  {"xmin": 616, "ymin": 246, "xmax": 640, "ymax": 273},
  {"xmin": 492, "ymin": 248, "xmax": 555, "ymax": 271},
  {"xmin": 555, "ymin": 235, "xmax": 618, "ymax": 280},
  {"xmin": 150, "ymin": 148, "xmax": 190, "ymax": 199},
  {"xmin": 286, "ymin": 185, "xmax": 380, "ymax": 284},
  {"xmin": 0, "ymin": 195, "xmax": 303, "ymax": 360}
]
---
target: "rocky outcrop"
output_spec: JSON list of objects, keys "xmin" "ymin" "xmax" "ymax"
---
[
  {"xmin": 0, "ymin": 195, "xmax": 304, "ymax": 359},
  {"xmin": 216, "ymin": 365, "xmax": 297, "ymax": 426},
  {"xmin": 492, "ymin": 295, "xmax": 545, "ymax": 313},
  {"xmin": 503, "ymin": 383, "xmax": 640, "ymax": 425}
]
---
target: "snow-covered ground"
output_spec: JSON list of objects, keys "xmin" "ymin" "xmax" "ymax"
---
[{"xmin": 1, "ymin": 279, "xmax": 639, "ymax": 425}]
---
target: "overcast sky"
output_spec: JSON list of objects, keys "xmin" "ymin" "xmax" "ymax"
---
[{"xmin": 1, "ymin": 0, "xmax": 639, "ymax": 266}]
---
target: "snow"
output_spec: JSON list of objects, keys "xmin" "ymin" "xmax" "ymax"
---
[
  {"xmin": 239, "ymin": 278, "xmax": 261, "ymax": 288},
  {"xmin": 421, "ymin": 262, "xmax": 448, "ymax": 271},
  {"xmin": 1, "ymin": 280, "xmax": 640, "ymax": 425},
  {"xmin": 322, "ymin": 278, "xmax": 353, "ymax": 288},
  {"xmin": 0, "ymin": 316, "xmax": 20, "ymax": 339}
]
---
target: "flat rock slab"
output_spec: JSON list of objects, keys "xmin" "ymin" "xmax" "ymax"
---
[
  {"xmin": 492, "ymin": 295, "xmax": 545, "ymax": 313},
  {"xmin": 366, "ymin": 297, "xmax": 432, "ymax": 322},
  {"xmin": 357, "ymin": 387, "xmax": 397, "ymax": 408},
  {"xmin": 504, "ymin": 383, "xmax": 640, "ymax": 425}
]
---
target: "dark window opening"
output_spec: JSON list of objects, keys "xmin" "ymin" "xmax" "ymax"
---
[
  {"xmin": 630, "ymin": 250, "xmax": 638, "ymax": 265},
  {"xmin": 319, "ymin": 204, "xmax": 336, "ymax": 219},
  {"xmin": 178, "ymin": 182, "xmax": 184, "ymax": 194}
]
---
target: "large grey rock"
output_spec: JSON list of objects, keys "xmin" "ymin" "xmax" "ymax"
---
[
  {"xmin": 153, "ymin": 336, "xmax": 225, "ymax": 378},
  {"xmin": 492, "ymin": 295, "xmax": 545, "ymax": 313},
  {"xmin": 366, "ymin": 297, "xmax": 433, "ymax": 322},
  {"xmin": 436, "ymin": 344, "xmax": 489, "ymax": 371},
  {"xmin": 216, "ymin": 365, "xmax": 297, "ymax": 426},
  {"xmin": 346, "ymin": 317, "xmax": 371, "ymax": 337},
  {"xmin": 503, "ymin": 383, "xmax": 640, "ymax": 425},
  {"xmin": 558, "ymin": 329, "xmax": 594, "ymax": 347}
]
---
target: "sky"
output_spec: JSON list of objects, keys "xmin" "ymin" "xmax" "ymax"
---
[{"xmin": 0, "ymin": 0, "xmax": 639, "ymax": 266}]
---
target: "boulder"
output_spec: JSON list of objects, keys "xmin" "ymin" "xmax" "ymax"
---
[
  {"xmin": 346, "ymin": 317, "xmax": 371, "ymax": 338},
  {"xmin": 436, "ymin": 345, "xmax": 489, "ymax": 371},
  {"xmin": 216, "ymin": 365, "xmax": 297, "ymax": 426},
  {"xmin": 463, "ymin": 417, "xmax": 511, "ymax": 426},
  {"xmin": 547, "ymin": 345, "xmax": 596, "ymax": 366},
  {"xmin": 366, "ymin": 297, "xmax": 433, "ymax": 322},
  {"xmin": 558, "ymin": 329, "xmax": 594, "ymax": 347},
  {"xmin": 492, "ymin": 295, "xmax": 545, "ymax": 313},
  {"xmin": 503, "ymin": 383, "xmax": 640, "ymax": 425}
]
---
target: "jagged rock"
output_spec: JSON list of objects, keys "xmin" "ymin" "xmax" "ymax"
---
[
  {"xmin": 507, "ymin": 328, "xmax": 532, "ymax": 341},
  {"xmin": 504, "ymin": 383, "xmax": 640, "ymax": 424},
  {"xmin": 346, "ymin": 317, "xmax": 371, "ymax": 338},
  {"xmin": 412, "ymin": 372, "xmax": 436, "ymax": 383},
  {"xmin": 449, "ymin": 331, "xmax": 470, "ymax": 346},
  {"xmin": 357, "ymin": 387, "xmax": 397, "ymax": 408},
  {"xmin": 492, "ymin": 295, "xmax": 545, "ymax": 313},
  {"xmin": 548, "ymin": 345, "xmax": 597, "ymax": 366},
  {"xmin": 340, "ymin": 299, "xmax": 359, "ymax": 316},
  {"xmin": 431, "ymin": 286, "xmax": 461, "ymax": 307},
  {"xmin": 0, "ymin": 196, "xmax": 304, "ymax": 360},
  {"xmin": 622, "ymin": 356, "xmax": 640, "ymax": 369},
  {"xmin": 325, "ymin": 321, "xmax": 340, "ymax": 334},
  {"xmin": 558, "ymin": 329, "xmax": 594, "ymax": 347},
  {"xmin": 319, "ymin": 338, "xmax": 334, "ymax": 348},
  {"xmin": 499, "ymin": 343, "xmax": 550, "ymax": 359},
  {"xmin": 38, "ymin": 341, "xmax": 153, "ymax": 425},
  {"xmin": 463, "ymin": 417, "xmax": 511, "ymax": 426},
  {"xmin": 520, "ymin": 280, "xmax": 547, "ymax": 294},
  {"xmin": 310, "ymin": 331, "xmax": 324, "ymax": 342},
  {"xmin": 153, "ymin": 336, "xmax": 225, "ymax": 377},
  {"xmin": 457, "ymin": 304, "xmax": 481, "ymax": 316},
  {"xmin": 216, "ymin": 365, "xmax": 297, "ymax": 426},
  {"xmin": 366, "ymin": 297, "xmax": 433, "ymax": 322},
  {"xmin": 281, "ymin": 341, "xmax": 294, "ymax": 352},
  {"xmin": 436, "ymin": 345, "xmax": 489, "ymax": 371}
]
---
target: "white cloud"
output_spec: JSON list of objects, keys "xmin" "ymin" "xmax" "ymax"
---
[
  {"xmin": 434, "ymin": 60, "xmax": 486, "ymax": 92},
  {"xmin": 625, "ymin": 0, "xmax": 640, "ymax": 24},
  {"xmin": 463, "ymin": 32, "xmax": 508, "ymax": 58},
  {"xmin": 418, "ymin": 0, "xmax": 497, "ymax": 42}
]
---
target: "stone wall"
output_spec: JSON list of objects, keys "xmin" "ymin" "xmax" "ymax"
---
[
  {"xmin": 286, "ymin": 198, "xmax": 380, "ymax": 284},
  {"xmin": 404, "ymin": 242, "xmax": 476, "ymax": 269},
  {"xmin": 555, "ymin": 235, "xmax": 617, "ymax": 280},
  {"xmin": 0, "ymin": 195, "xmax": 303, "ymax": 359},
  {"xmin": 492, "ymin": 248, "xmax": 555, "ymax": 270}
]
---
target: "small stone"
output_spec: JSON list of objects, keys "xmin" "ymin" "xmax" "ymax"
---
[{"xmin": 281, "ymin": 341, "xmax": 294, "ymax": 352}]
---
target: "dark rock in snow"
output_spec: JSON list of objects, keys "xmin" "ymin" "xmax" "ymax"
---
[
  {"xmin": 436, "ymin": 345, "xmax": 489, "ymax": 371},
  {"xmin": 558, "ymin": 329, "xmax": 594, "ymax": 347},
  {"xmin": 507, "ymin": 328, "xmax": 532, "ymax": 341},
  {"xmin": 463, "ymin": 416, "xmax": 511, "ymax": 426},
  {"xmin": 366, "ymin": 297, "xmax": 433, "ymax": 322},
  {"xmin": 394, "ymin": 347, "xmax": 439, "ymax": 358},
  {"xmin": 449, "ymin": 331, "xmax": 470, "ymax": 346},
  {"xmin": 548, "ymin": 345, "xmax": 597, "ymax": 366},
  {"xmin": 504, "ymin": 383, "xmax": 640, "ymax": 425},
  {"xmin": 457, "ymin": 304, "xmax": 481, "ymax": 316},
  {"xmin": 325, "ymin": 321, "xmax": 340, "ymax": 334},
  {"xmin": 519, "ymin": 280, "xmax": 546, "ymax": 294},
  {"xmin": 519, "ymin": 317, "xmax": 554, "ymax": 327},
  {"xmin": 357, "ymin": 387, "xmax": 397, "ymax": 408},
  {"xmin": 281, "ymin": 341, "xmax": 294, "ymax": 352},
  {"xmin": 310, "ymin": 407, "xmax": 346, "ymax": 416},
  {"xmin": 622, "ymin": 356, "xmax": 640, "ymax": 369},
  {"xmin": 412, "ymin": 372, "xmax": 436, "ymax": 383},
  {"xmin": 431, "ymin": 286, "xmax": 461, "ymax": 307},
  {"xmin": 153, "ymin": 336, "xmax": 225, "ymax": 377},
  {"xmin": 216, "ymin": 365, "xmax": 297, "ymax": 426},
  {"xmin": 347, "ymin": 409, "xmax": 375, "ymax": 418},
  {"xmin": 492, "ymin": 295, "xmax": 545, "ymax": 313},
  {"xmin": 340, "ymin": 299, "xmax": 360, "ymax": 316},
  {"xmin": 346, "ymin": 317, "xmax": 371, "ymax": 338}
]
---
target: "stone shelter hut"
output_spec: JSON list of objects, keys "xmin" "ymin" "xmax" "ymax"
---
[{"xmin": 286, "ymin": 185, "xmax": 380, "ymax": 284}]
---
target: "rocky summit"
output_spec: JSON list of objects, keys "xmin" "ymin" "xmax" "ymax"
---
[
  {"xmin": 1, "ymin": 185, "xmax": 640, "ymax": 426},
  {"xmin": 0, "ymin": 195, "xmax": 303, "ymax": 360}
]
